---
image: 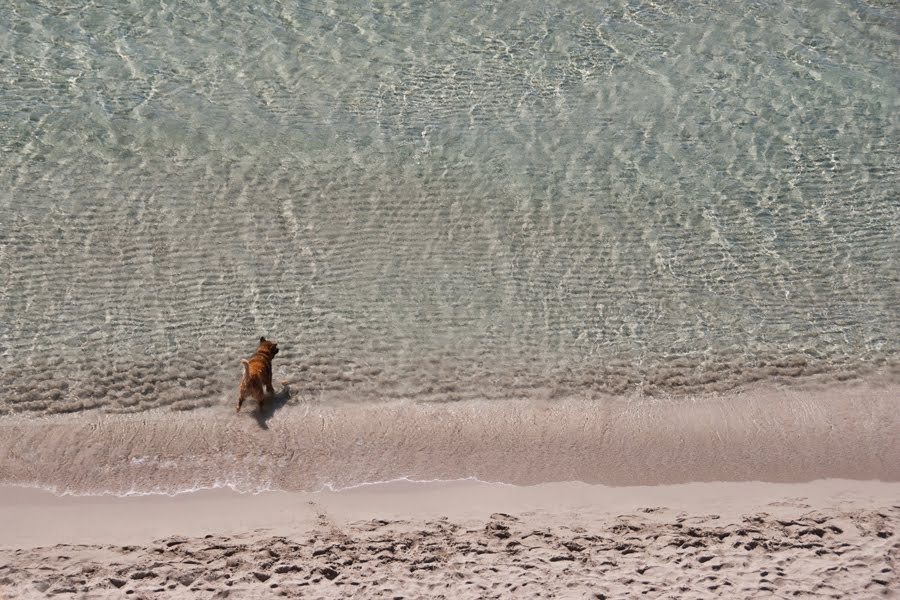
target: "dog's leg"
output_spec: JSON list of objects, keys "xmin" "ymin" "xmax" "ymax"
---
[
  {"xmin": 238, "ymin": 359, "xmax": 252, "ymax": 414},
  {"xmin": 237, "ymin": 380, "xmax": 247, "ymax": 413}
]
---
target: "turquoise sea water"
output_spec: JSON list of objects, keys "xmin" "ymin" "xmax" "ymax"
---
[{"xmin": 0, "ymin": 0, "xmax": 897, "ymax": 415}]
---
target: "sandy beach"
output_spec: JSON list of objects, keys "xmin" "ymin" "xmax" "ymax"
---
[
  {"xmin": 1, "ymin": 384, "xmax": 899, "ymax": 597},
  {"xmin": 1, "ymin": 479, "xmax": 898, "ymax": 598}
]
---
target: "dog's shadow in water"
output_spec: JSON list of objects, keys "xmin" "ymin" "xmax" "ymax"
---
[{"xmin": 254, "ymin": 384, "xmax": 291, "ymax": 430}]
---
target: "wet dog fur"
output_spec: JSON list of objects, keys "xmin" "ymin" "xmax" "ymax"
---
[{"xmin": 237, "ymin": 336, "xmax": 279, "ymax": 413}]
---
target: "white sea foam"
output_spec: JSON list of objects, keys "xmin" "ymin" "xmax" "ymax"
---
[{"xmin": 316, "ymin": 475, "xmax": 515, "ymax": 494}]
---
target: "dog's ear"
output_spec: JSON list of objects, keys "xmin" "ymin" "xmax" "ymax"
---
[{"xmin": 260, "ymin": 336, "xmax": 266, "ymax": 342}]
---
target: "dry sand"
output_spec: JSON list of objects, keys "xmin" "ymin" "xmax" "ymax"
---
[{"xmin": 1, "ymin": 479, "xmax": 898, "ymax": 599}]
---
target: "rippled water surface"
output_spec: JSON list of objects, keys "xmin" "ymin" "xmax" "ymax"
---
[{"xmin": 1, "ymin": 0, "xmax": 898, "ymax": 415}]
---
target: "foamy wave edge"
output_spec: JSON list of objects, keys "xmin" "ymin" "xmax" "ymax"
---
[{"xmin": 0, "ymin": 475, "xmax": 514, "ymax": 499}]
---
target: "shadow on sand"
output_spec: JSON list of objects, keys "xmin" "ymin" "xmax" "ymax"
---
[{"xmin": 254, "ymin": 384, "xmax": 291, "ymax": 430}]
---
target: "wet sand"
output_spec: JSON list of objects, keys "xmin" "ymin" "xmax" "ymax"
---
[
  {"xmin": 1, "ymin": 384, "xmax": 898, "ymax": 496},
  {"xmin": 1, "ymin": 479, "xmax": 899, "ymax": 598}
]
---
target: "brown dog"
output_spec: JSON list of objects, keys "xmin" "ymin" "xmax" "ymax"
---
[{"xmin": 237, "ymin": 336, "xmax": 279, "ymax": 413}]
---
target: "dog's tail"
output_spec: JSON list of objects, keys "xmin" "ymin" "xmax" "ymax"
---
[{"xmin": 240, "ymin": 358, "xmax": 250, "ymax": 379}]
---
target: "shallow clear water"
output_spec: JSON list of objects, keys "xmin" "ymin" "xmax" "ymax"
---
[{"xmin": 1, "ymin": 0, "xmax": 898, "ymax": 415}]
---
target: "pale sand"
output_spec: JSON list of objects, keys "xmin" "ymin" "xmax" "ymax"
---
[
  {"xmin": 1, "ymin": 383, "xmax": 897, "ymax": 597},
  {"xmin": 1, "ymin": 479, "xmax": 898, "ymax": 598}
]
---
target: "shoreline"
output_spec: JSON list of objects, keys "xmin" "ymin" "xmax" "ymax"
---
[
  {"xmin": 1, "ymin": 478, "xmax": 898, "ymax": 550},
  {"xmin": 1, "ymin": 383, "xmax": 898, "ymax": 496}
]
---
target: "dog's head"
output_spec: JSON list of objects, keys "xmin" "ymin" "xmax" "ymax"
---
[{"xmin": 257, "ymin": 336, "xmax": 279, "ymax": 358}]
